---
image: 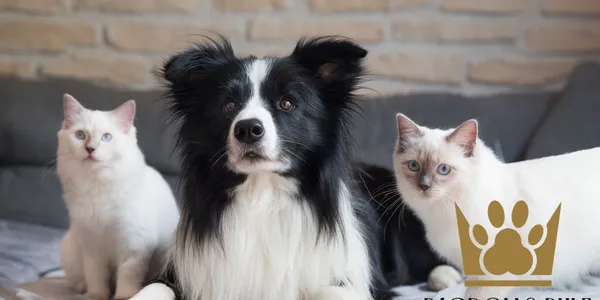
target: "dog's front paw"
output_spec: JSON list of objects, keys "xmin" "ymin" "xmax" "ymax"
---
[
  {"xmin": 129, "ymin": 283, "xmax": 175, "ymax": 300},
  {"xmin": 427, "ymin": 265, "xmax": 463, "ymax": 291}
]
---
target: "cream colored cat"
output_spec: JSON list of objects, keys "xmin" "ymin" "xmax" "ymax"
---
[
  {"xmin": 392, "ymin": 113, "xmax": 600, "ymax": 299},
  {"xmin": 57, "ymin": 94, "xmax": 180, "ymax": 300}
]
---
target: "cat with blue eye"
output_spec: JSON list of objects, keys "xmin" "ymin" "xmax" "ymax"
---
[
  {"xmin": 392, "ymin": 113, "xmax": 600, "ymax": 300},
  {"xmin": 74, "ymin": 130, "xmax": 113, "ymax": 155},
  {"xmin": 406, "ymin": 157, "xmax": 452, "ymax": 191},
  {"xmin": 56, "ymin": 94, "xmax": 180, "ymax": 300}
]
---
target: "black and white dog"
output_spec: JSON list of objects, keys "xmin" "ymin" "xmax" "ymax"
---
[{"xmin": 131, "ymin": 36, "xmax": 413, "ymax": 300}]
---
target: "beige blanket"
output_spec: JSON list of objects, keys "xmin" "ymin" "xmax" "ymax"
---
[{"xmin": 0, "ymin": 278, "xmax": 87, "ymax": 300}]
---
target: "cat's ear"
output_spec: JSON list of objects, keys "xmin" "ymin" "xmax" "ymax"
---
[
  {"xmin": 112, "ymin": 100, "xmax": 136, "ymax": 133},
  {"xmin": 396, "ymin": 114, "xmax": 422, "ymax": 153},
  {"xmin": 396, "ymin": 113, "xmax": 421, "ymax": 138},
  {"xmin": 62, "ymin": 94, "xmax": 85, "ymax": 128},
  {"xmin": 447, "ymin": 119, "xmax": 478, "ymax": 157}
]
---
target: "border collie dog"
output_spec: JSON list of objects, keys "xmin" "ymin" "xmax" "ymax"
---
[{"xmin": 131, "ymin": 36, "xmax": 397, "ymax": 300}]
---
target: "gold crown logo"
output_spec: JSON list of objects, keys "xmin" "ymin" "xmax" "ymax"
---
[{"xmin": 455, "ymin": 200, "xmax": 561, "ymax": 287}]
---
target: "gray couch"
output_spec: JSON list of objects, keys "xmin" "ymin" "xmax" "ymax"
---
[{"xmin": 1, "ymin": 62, "xmax": 599, "ymax": 298}]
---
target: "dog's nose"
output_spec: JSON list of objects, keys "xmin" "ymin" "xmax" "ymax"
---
[
  {"xmin": 85, "ymin": 147, "xmax": 95, "ymax": 154},
  {"xmin": 234, "ymin": 118, "xmax": 264, "ymax": 144}
]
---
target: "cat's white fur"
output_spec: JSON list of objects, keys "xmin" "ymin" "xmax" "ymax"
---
[
  {"xmin": 57, "ymin": 94, "xmax": 180, "ymax": 300},
  {"xmin": 393, "ymin": 113, "xmax": 600, "ymax": 299}
]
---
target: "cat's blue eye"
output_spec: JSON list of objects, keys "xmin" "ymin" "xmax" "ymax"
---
[
  {"xmin": 101, "ymin": 133, "xmax": 112, "ymax": 142},
  {"xmin": 408, "ymin": 160, "xmax": 420, "ymax": 172},
  {"xmin": 75, "ymin": 130, "xmax": 86, "ymax": 140},
  {"xmin": 438, "ymin": 164, "xmax": 451, "ymax": 175}
]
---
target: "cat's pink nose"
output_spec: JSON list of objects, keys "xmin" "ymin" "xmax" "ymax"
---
[
  {"xmin": 85, "ymin": 147, "xmax": 95, "ymax": 154},
  {"xmin": 419, "ymin": 184, "xmax": 430, "ymax": 192}
]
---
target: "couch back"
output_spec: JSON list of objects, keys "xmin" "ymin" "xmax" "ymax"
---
[
  {"xmin": 0, "ymin": 77, "xmax": 181, "ymax": 228},
  {"xmin": 0, "ymin": 76, "xmax": 558, "ymax": 229}
]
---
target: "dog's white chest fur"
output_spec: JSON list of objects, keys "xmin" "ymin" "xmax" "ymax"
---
[{"xmin": 174, "ymin": 173, "xmax": 370, "ymax": 300}]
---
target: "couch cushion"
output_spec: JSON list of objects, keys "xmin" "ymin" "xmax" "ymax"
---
[
  {"xmin": 524, "ymin": 62, "xmax": 600, "ymax": 159},
  {"xmin": 0, "ymin": 77, "xmax": 182, "ymax": 228},
  {"xmin": 353, "ymin": 92, "xmax": 556, "ymax": 169}
]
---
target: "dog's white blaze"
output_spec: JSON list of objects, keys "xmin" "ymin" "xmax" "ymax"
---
[
  {"xmin": 228, "ymin": 59, "xmax": 279, "ymax": 160},
  {"xmin": 172, "ymin": 174, "xmax": 373, "ymax": 300}
]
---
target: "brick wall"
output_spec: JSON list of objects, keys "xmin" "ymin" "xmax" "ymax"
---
[{"xmin": 0, "ymin": 0, "xmax": 599, "ymax": 95}]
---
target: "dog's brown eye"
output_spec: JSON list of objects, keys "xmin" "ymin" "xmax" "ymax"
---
[
  {"xmin": 279, "ymin": 97, "xmax": 295, "ymax": 111},
  {"xmin": 224, "ymin": 101, "xmax": 235, "ymax": 113}
]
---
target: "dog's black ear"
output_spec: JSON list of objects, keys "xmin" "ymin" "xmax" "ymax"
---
[
  {"xmin": 291, "ymin": 36, "xmax": 367, "ymax": 86},
  {"xmin": 161, "ymin": 35, "xmax": 236, "ymax": 85}
]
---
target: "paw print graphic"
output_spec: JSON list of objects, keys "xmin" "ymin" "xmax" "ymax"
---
[{"xmin": 470, "ymin": 200, "xmax": 545, "ymax": 276}]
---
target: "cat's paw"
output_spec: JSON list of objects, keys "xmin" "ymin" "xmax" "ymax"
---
[
  {"xmin": 427, "ymin": 265, "xmax": 463, "ymax": 291},
  {"xmin": 313, "ymin": 286, "xmax": 361, "ymax": 300},
  {"xmin": 465, "ymin": 286, "xmax": 512, "ymax": 300},
  {"xmin": 129, "ymin": 283, "xmax": 175, "ymax": 300},
  {"xmin": 68, "ymin": 281, "xmax": 86, "ymax": 294}
]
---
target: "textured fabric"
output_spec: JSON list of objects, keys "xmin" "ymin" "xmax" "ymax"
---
[
  {"xmin": 392, "ymin": 277, "xmax": 600, "ymax": 299},
  {"xmin": 524, "ymin": 62, "xmax": 600, "ymax": 160},
  {"xmin": 0, "ymin": 219, "xmax": 64, "ymax": 288},
  {"xmin": 4, "ymin": 274, "xmax": 600, "ymax": 299}
]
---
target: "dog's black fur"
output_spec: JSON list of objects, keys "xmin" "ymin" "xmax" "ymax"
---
[
  {"xmin": 144, "ymin": 35, "xmax": 399, "ymax": 300},
  {"xmin": 352, "ymin": 162, "xmax": 452, "ymax": 287},
  {"xmin": 143, "ymin": 35, "xmax": 448, "ymax": 300}
]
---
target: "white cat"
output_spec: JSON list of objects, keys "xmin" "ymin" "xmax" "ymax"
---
[
  {"xmin": 57, "ymin": 94, "xmax": 180, "ymax": 300},
  {"xmin": 392, "ymin": 113, "xmax": 600, "ymax": 299}
]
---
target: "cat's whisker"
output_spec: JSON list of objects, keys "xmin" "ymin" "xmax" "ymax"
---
[
  {"xmin": 399, "ymin": 202, "xmax": 408, "ymax": 228},
  {"xmin": 356, "ymin": 174, "xmax": 389, "ymax": 216},
  {"xmin": 378, "ymin": 196, "xmax": 402, "ymax": 225},
  {"xmin": 371, "ymin": 182, "xmax": 397, "ymax": 195},
  {"xmin": 383, "ymin": 201, "xmax": 403, "ymax": 237}
]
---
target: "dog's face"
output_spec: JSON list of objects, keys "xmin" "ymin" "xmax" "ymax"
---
[{"xmin": 163, "ymin": 36, "xmax": 367, "ymax": 174}]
